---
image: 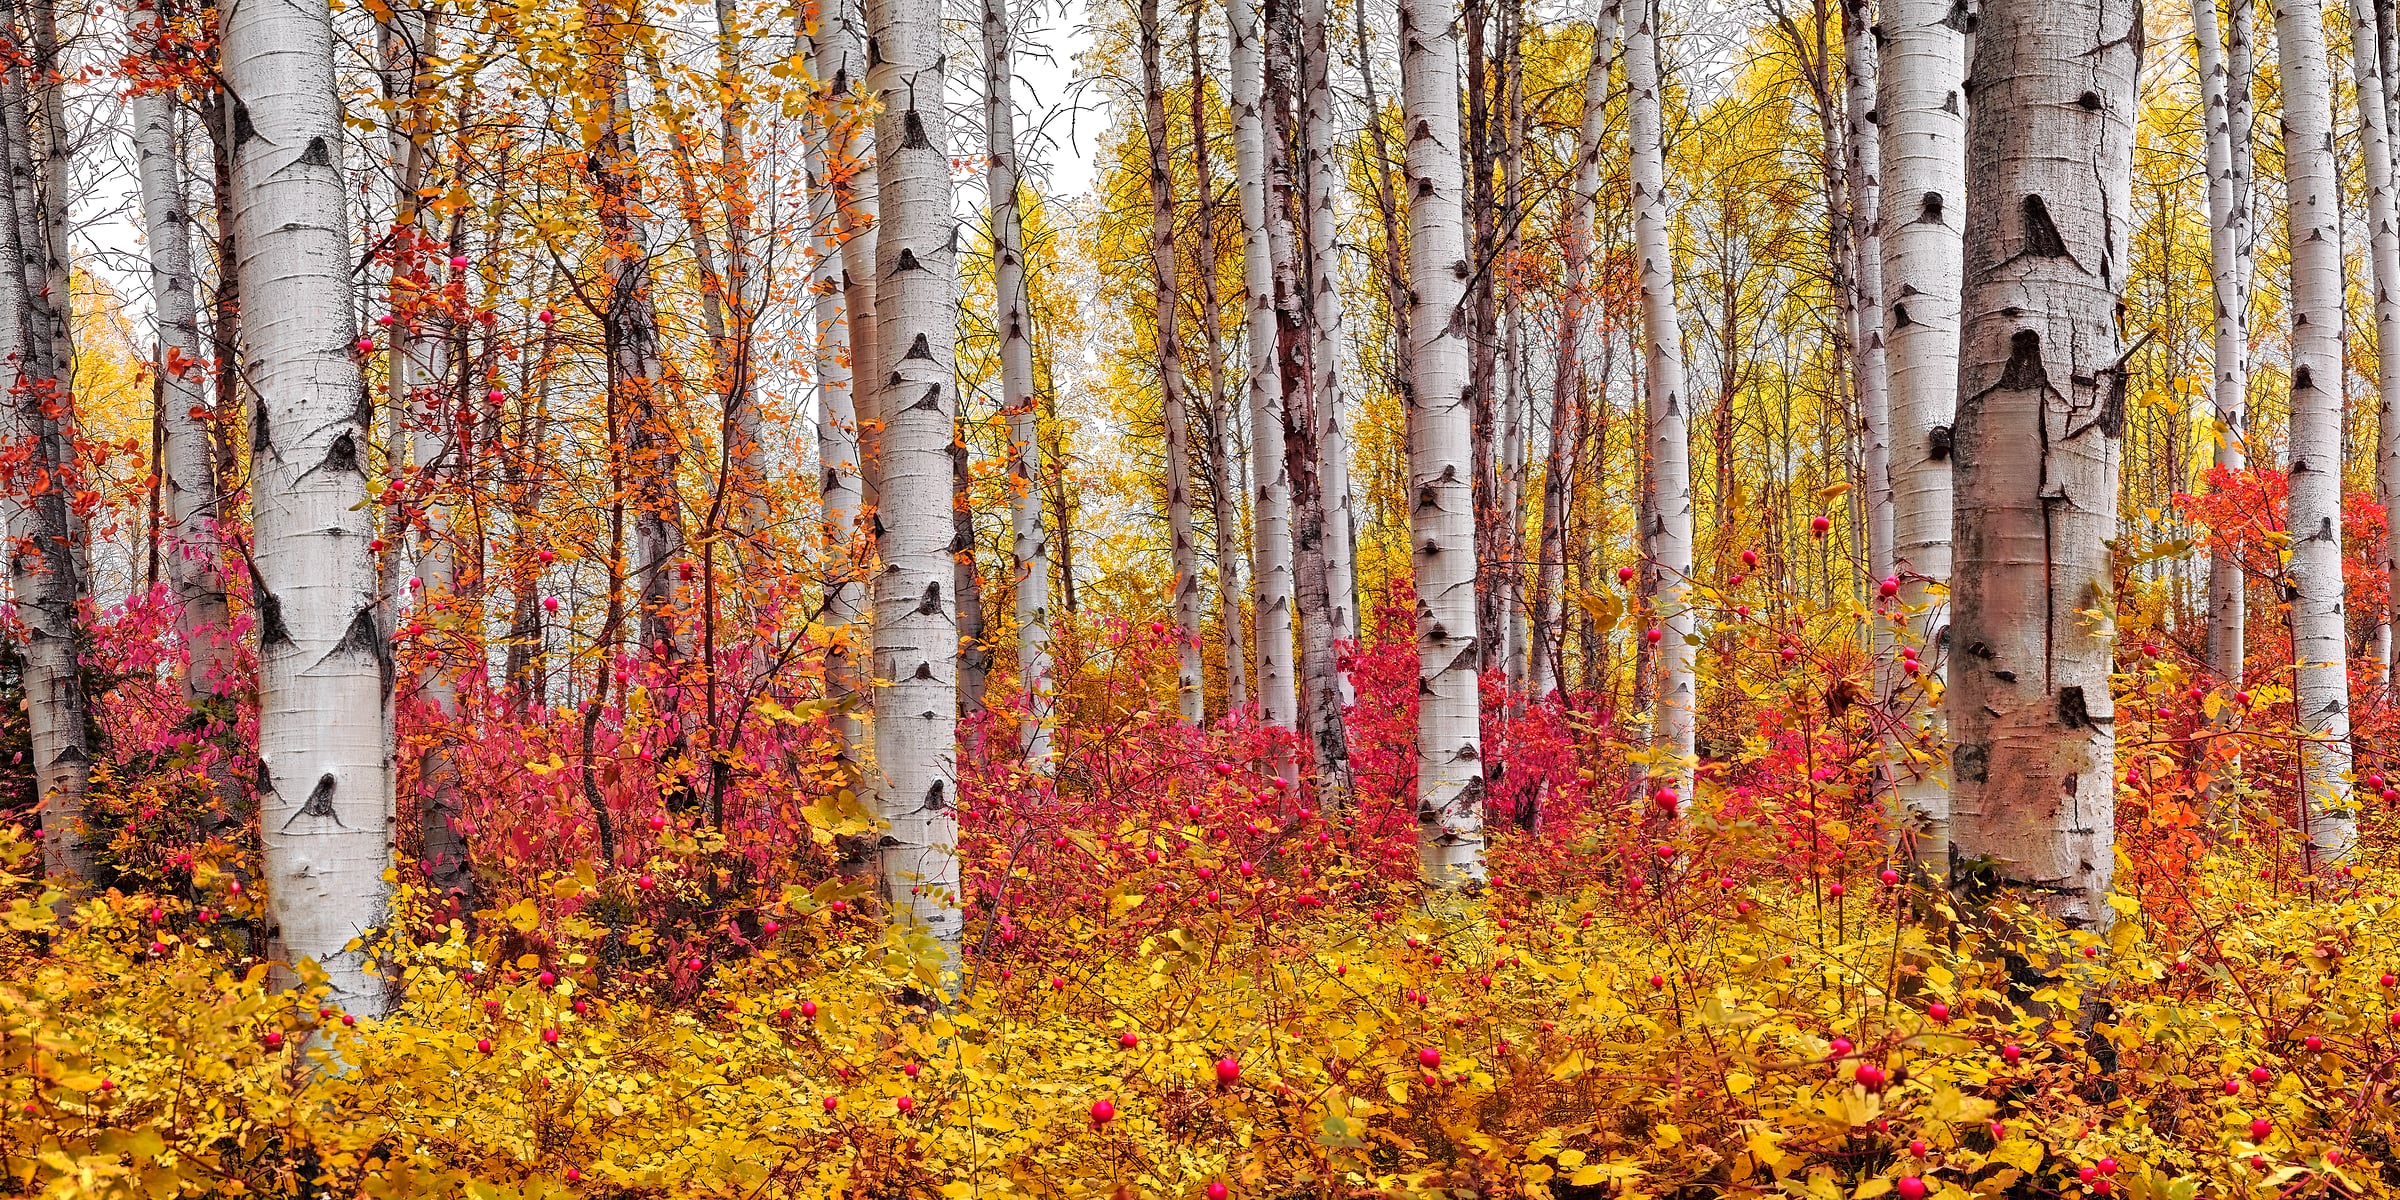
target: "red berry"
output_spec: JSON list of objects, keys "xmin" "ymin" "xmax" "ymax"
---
[
  {"xmin": 1880, "ymin": 868, "xmax": 1901, "ymax": 886},
  {"xmin": 822, "ymin": 1096, "xmax": 838, "ymax": 1112},
  {"xmin": 896, "ymin": 1096, "xmax": 915, "ymax": 1114},
  {"xmin": 2249, "ymin": 1066, "xmax": 2271, "ymax": 1084},
  {"xmin": 2001, "ymin": 1044, "xmax": 2021, "ymax": 1064},
  {"xmin": 2306, "ymin": 1035, "xmax": 2324, "ymax": 1051},
  {"xmin": 1741, "ymin": 549, "xmax": 1759, "ymax": 567},
  {"xmin": 1120, "ymin": 1032, "xmax": 1139, "ymax": 1048},
  {"xmin": 1207, "ymin": 1185, "xmax": 1229, "ymax": 1200},
  {"xmin": 262, "ymin": 1030, "xmax": 284, "ymax": 1050},
  {"xmin": 1927, "ymin": 1002, "xmax": 1949, "ymax": 1023},
  {"xmin": 1215, "ymin": 1057, "xmax": 1241, "ymax": 1086},
  {"xmin": 1090, "ymin": 1098, "xmax": 1116, "ymax": 1124},
  {"xmin": 541, "ymin": 1028, "xmax": 559, "ymax": 1044},
  {"xmin": 1418, "ymin": 1047, "xmax": 1441, "ymax": 1069},
  {"xmin": 477, "ymin": 1038, "xmax": 493, "ymax": 1054},
  {"xmin": 1896, "ymin": 1178, "xmax": 1925, "ymax": 1200},
  {"xmin": 2250, "ymin": 1118, "xmax": 2272, "ymax": 1141},
  {"xmin": 1811, "ymin": 515, "xmax": 1832, "ymax": 535},
  {"xmin": 801, "ymin": 1001, "xmax": 819, "ymax": 1021}
]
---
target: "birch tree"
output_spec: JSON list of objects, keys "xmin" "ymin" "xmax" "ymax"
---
[
  {"xmin": 1844, "ymin": 0, "xmax": 1889, "ymax": 588},
  {"xmin": 866, "ymin": 0, "xmax": 965, "ymax": 957},
  {"xmin": 803, "ymin": 6, "xmax": 865, "ymax": 765},
  {"xmin": 132, "ymin": 51, "xmax": 228, "ymax": 713},
  {"xmin": 1876, "ymin": 0, "xmax": 1966, "ymax": 863},
  {"xmin": 1398, "ymin": 0, "xmax": 1486, "ymax": 882},
  {"xmin": 1627, "ymin": 0, "xmax": 1695, "ymax": 802},
  {"xmin": 223, "ymin": 0, "xmax": 395, "ymax": 1008},
  {"xmin": 2274, "ymin": 0, "xmax": 2357, "ymax": 863},
  {"xmin": 1140, "ymin": 0, "xmax": 1206, "ymax": 724},
  {"xmin": 1302, "ymin": 0, "xmax": 1357, "ymax": 702},
  {"xmin": 2359, "ymin": 0, "xmax": 2400, "ymax": 681},
  {"xmin": 1532, "ymin": 1, "xmax": 1617, "ymax": 700},
  {"xmin": 984, "ymin": 0, "xmax": 1051, "ymax": 759},
  {"xmin": 1948, "ymin": 0, "xmax": 2137, "ymax": 928},
  {"xmin": 1192, "ymin": 12, "xmax": 1247, "ymax": 711},
  {"xmin": 0, "ymin": 4, "xmax": 86, "ymax": 886},
  {"xmin": 2197, "ymin": 0, "xmax": 2251, "ymax": 685},
  {"xmin": 1229, "ymin": 0, "xmax": 1299, "ymax": 733}
]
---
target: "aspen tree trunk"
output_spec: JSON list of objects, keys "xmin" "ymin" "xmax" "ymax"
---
[
  {"xmin": 1627, "ymin": 0, "xmax": 1695, "ymax": 801},
  {"xmin": 132, "ymin": 54, "xmax": 228, "ymax": 709},
  {"xmin": 1877, "ymin": 0, "xmax": 1964, "ymax": 864},
  {"xmin": 0, "ymin": 24, "xmax": 85, "ymax": 887},
  {"xmin": 2275, "ymin": 0, "xmax": 2358, "ymax": 863},
  {"xmin": 1534, "ymin": 0, "xmax": 1618, "ymax": 700},
  {"xmin": 1193, "ymin": 12, "xmax": 1248, "ymax": 711},
  {"xmin": 222, "ymin": 0, "xmax": 395, "ymax": 1008},
  {"xmin": 1949, "ymin": 0, "xmax": 2137, "ymax": 929},
  {"xmin": 1844, "ymin": 0, "xmax": 1889, "ymax": 587},
  {"xmin": 1398, "ymin": 0, "xmax": 1487, "ymax": 882},
  {"xmin": 1267, "ymin": 0, "xmax": 1352, "ymax": 792},
  {"xmin": 1140, "ymin": 0, "xmax": 1206, "ymax": 724},
  {"xmin": 1497, "ymin": 0, "xmax": 1529, "ymax": 695},
  {"xmin": 823, "ymin": 0, "xmax": 879, "ymax": 505},
  {"xmin": 2362, "ymin": 0, "xmax": 2400, "ymax": 684},
  {"xmin": 803, "ymin": 11, "xmax": 865, "ymax": 764},
  {"xmin": 1302, "ymin": 0, "xmax": 1358, "ymax": 701},
  {"xmin": 866, "ymin": 0, "xmax": 964, "ymax": 958},
  {"xmin": 589, "ymin": 26, "xmax": 683, "ymax": 662},
  {"xmin": 1229, "ymin": 0, "xmax": 1300, "ymax": 733},
  {"xmin": 1357, "ymin": 0, "xmax": 1412, "ymax": 394},
  {"xmin": 714, "ymin": 0, "xmax": 766, "ymax": 542},
  {"xmin": 2198, "ymin": 0, "xmax": 2250, "ymax": 685},
  {"xmin": 954, "ymin": 440, "xmax": 990, "ymax": 714},
  {"xmin": 984, "ymin": 0, "xmax": 1051, "ymax": 757},
  {"xmin": 381, "ymin": 6, "xmax": 469, "ymax": 899}
]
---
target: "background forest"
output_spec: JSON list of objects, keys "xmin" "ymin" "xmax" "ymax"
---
[{"xmin": 3, "ymin": 0, "xmax": 2400, "ymax": 1191}]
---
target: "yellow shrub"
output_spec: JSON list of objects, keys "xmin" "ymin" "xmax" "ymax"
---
[{"xmin": 4, "ymin": 822, "xmax": 2398, "ymax": 1198}]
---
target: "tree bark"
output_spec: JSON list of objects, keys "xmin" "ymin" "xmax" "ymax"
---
[
  {"xmin": 1948, "ymin": 0, "xmax": 2138, "ymax": 929},
  {"xmin": 1844, "ymin": 0, "xmax": 1889, "ymax": 589},
  {"xmin": 1302, "ymin": 0, "xmax": 1358, "ymax": 703},
  {"xmin": 1398, "ymin": 0, "xmax": 1487, "ymax": 883},
  {"xmin": 1534, "ymin": 1, "xmax": 1618, "ymax": 700},
  {"xmin": 1141, "ymin": 0, "xmax": 1206, "ymax": 724},
  {"xmin": 0, "ymin": 4, "xmax": 84, "ymax": 889},
  {"xmin": 1628, "ymin": 0, "xmax": 1695, "ymax": 802},
  {"xmin": 132, "ymin": 29, "xmax": 228, "ymax": 712},
  {"xmin": 866, "ymin": 0, "xmax": 964, "ymax": 960},
  {"xmin": 1192, "ymin": 10, "xmax": 1248, "ymax": 712},
  {"xmin": 983, "ymin": 0, "xmax": 1050, "ymax": 757},
  {"xmin": 2359, "ymin": 0, "xmax": 2400, "ymax": 685},
  {"xmin": 2274, "ymin": 0, "xmax": 2358, "ymax": 864},
  {"xmin": 1877, "ymin": 0, "xmax": 1966, "ymax": 865},
  {"xmin": 2198, "ymin": 0, "xmax": 2250, "ymax": 686},
  {"xmin": 1228, "ymin": 0, "xmax": 1299, "ymax": 734},
  {"xmin": 223, "ymin": 0, "xmax": 395, "ymax": 1008},
  {"xmin": 802, "ymin": 9, "xmax": 866, "ymax": 764}
]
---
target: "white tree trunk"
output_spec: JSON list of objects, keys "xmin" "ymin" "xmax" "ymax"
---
[
  {"xmin": 1845, "ymin": 0, "xmax": 1890, "ymax": 587},
  {"xmin": 132, "ymin": 60, "xmax": 228, "ymax": 711},
  {"xmin": 1533, "ymin": 1, "xmax": 1617, "ymax": 700},
  {"xmin": 983, "ymin": 0, "xmax": 1051, "ymax": 760},
  {"xmin": 866, "ymin": 0, "xmax": 964, "ymax": 959},
  {"xmin": 223, "ymin": 0, "xmax": 395, "ymax": 1009},
  {"xmin": 1302, "ymin": 0, "xmax": 1357, "ymax": 703},
  {"xmin": 0, "ymin": 30, "xmax": 86, "ymax": 888},
  {"xmin": 2197, "ymin": 0, "xmax": 2251, "ymax": 688},
  {"xmin": 1948, "ymin": 0, "xmax": 2137, "ymax": 930},
  {"xmin": 1876, "ymin": 0, "xmax": 1965, "ymax": 865},
  {"xmin": 2360, "ymin": 0, "xmax": 2400, "ymax": 684},
  {"xmin": 1192, "ymin": 14, "xmax": 1248, "ymax": 712},
  {"xmin": 1628, "ymin": 0, "xmax": 1694, "ymax": 802},
  {"xmin": 802, "ymin": 11, "xmax": 866, "ymax": 765},
  {"xmin": 1228, "ymin": 0, "xmax": 1299, "ymax": 732},
  {"xmin": 1398, "ymin": 0, "xmax": 1486, "ymax": 883},
  {"xmin": 822, "ymin": 0, "xmax": 879, "ymax": 507},
  {"xmin": 1140, "ymin": 0, "xmax": 1206, "ymax": 724},
  {"xmin": 2275, "ymin": 0, "xmax": 2358, "ymax": 863}
]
